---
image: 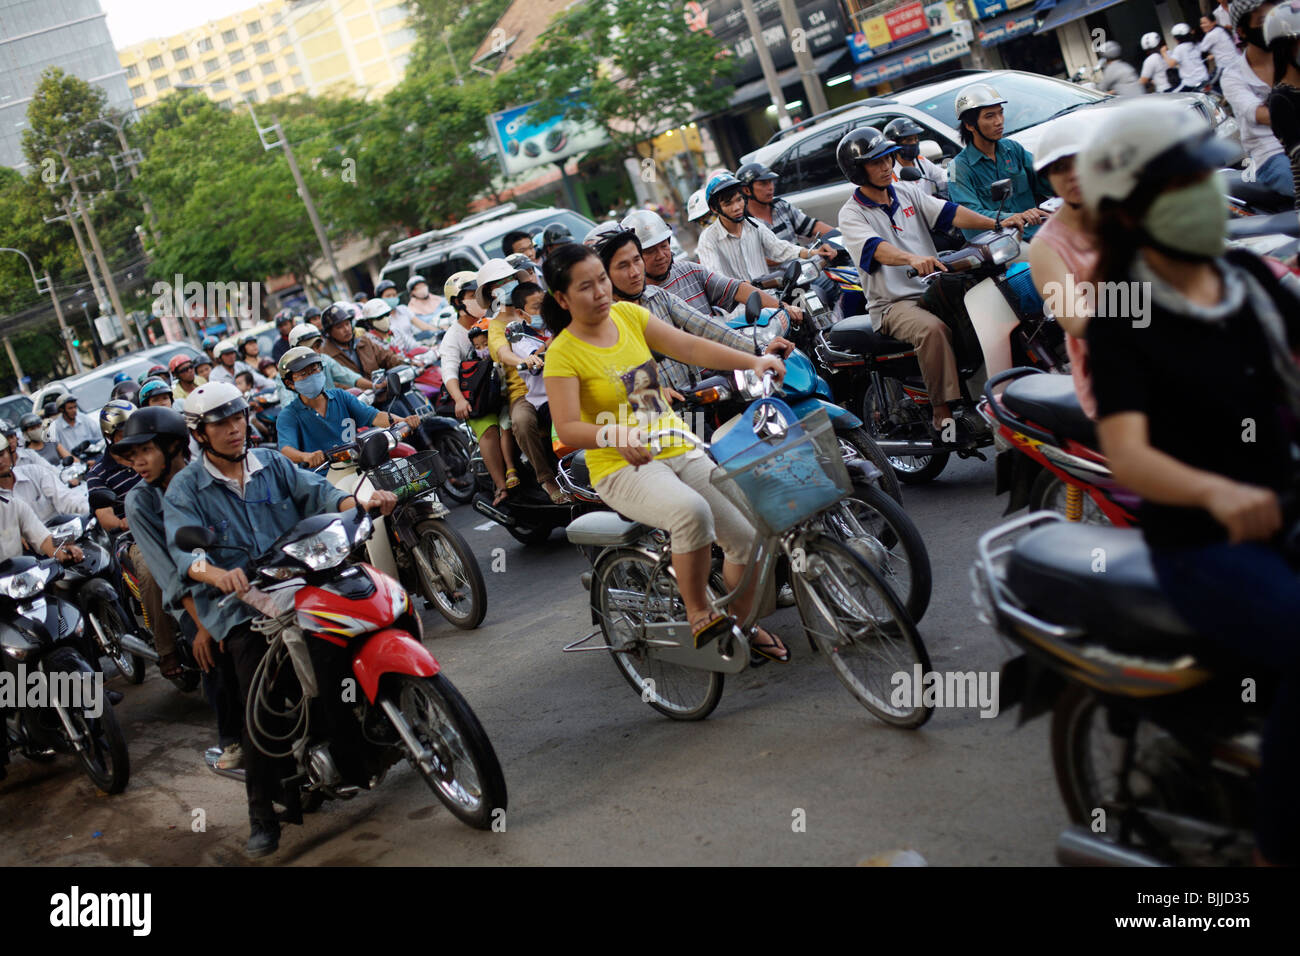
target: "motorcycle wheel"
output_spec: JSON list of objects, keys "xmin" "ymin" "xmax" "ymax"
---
[
  {"xmin": 819, "ymin": 479, "xmax": 932, "ymax": 624},
  {"xmin": 412, "ymin": 518, "xmax": 487, "ymax": 629},
  {"xmin": 168, "ymin": 670, "xmax": 202, "ymax": 693},
  {"xmin": 791, "ymin": 534, "xmax": 932, "ymax": 728},
  {"xmin": 1029, "ymin": 471, "xmax": 1113, "ymax": 526},
  {"xmin": 92, "ymin": 601, "xmax": 146, "ymax": 685},
  {"xmin": 392, "ymin": 673, "xmax": 507, "ymax": 830},
  {"xmin": 836, "ymin": 425, "xmax": 903, "ymax": 505},
  {"xmin": 434, "ymin": 431, "xmax": 476, "ymax": 505},
  {"xmin": 46, "ymin": 647, "xmax": 130, "ymax": 794},
  {"xmin": 861, "ymin": 378, "xmax": 949, "ymax": 484}
]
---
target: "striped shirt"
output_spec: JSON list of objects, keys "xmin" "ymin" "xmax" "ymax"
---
[
  {"xmin": 87, "ymin": 453, "xmax": 141, "ymax": 519},
  {"xmin": 765, "ymin": 198, "xmax": 822, "ymax": 243},
  {"xmin": 651, "ymin": 259, "xmax": 741, "ymax": 316},
  {"xmin": 635, "ymin": 285, "xmax": 753, "ymax": 392},
  {"xmin": 696, "ymin": 218, "xmax": 804, "ymax": 285}
]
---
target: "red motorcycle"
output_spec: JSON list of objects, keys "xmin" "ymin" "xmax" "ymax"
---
[{"xmin": 173, "ymin": 462, "xmax": 506, "ymax": 829}]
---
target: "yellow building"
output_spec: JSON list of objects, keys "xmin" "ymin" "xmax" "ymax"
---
[{"xmin": 117, "ymin": 0, "xmax": 417, "ymax": 110}]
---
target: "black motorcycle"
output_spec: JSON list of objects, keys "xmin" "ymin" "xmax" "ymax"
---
[
  {"xmin": 0, "ymin": 556, "xmax": 130, "ymax": 793},
  {"xmin": 372, "ymin": 364, "xmax": 478, "ymax": 505}
]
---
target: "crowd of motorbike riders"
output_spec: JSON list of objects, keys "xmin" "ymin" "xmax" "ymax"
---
[{"xmin": 3, "ymin": 5, "xmax": 1300, "ymax": 864}]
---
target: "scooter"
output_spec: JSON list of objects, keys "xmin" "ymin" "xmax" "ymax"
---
[
  {"xmin": 1220, "ymin": 167, "xmax": 1294, "ymax": 218},
  {"xmin": 0, "ymin": 556, "xmax": 129, "ymax": 794},
  {"xmin": 173, "ymin": 499, "xmax": 506, "ymax": 828},
  {"xmin": 813, "ymin": 178, "xmax": 1067, "ymax": 484}
]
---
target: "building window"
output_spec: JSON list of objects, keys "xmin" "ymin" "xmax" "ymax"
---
[
  {"xmin": 204, "ymin": 58, "xmax": 219, "ymax": 74},
  {"xmin": 379, "ymin": 5, "xmax": 407, "ymax": 26},
  {"xmin": 254, "ymin": 40, "xmax": 270, "ymax": 55},
  {"xmin": 236, "ymin": 69, "xmax": 252, "ymax": 85},
  {"xmin": 247, "ymin": 19, "xmax": 262, "ymax": 34},
  {"xmin": 260, "ymin": 61, "xmax": 277, "ymax": 77},
  {"xmin": 126, "ymin": 63, "xmax": 139, "ymax": 78},
  {"xmin": 147, "ymin": 55, "xmax": 164, "ymax": 70},
  {"xmin": 222, "ymin": 28, "xmax": 238, "ymax": 44},
  {"xmin": 198, "ymin": 37, "xmax": 213, "ymax": 52},
  {"xmin": 179, "ymin": 66, "xmax": 195, "ymax": 81},
  {"xmin": 268, "ymin": 80, "xmax": 283, "ymax": 95},
  {"xmin": 212, "ymin": 79, "xmax": 227, "ymax": 91},
  {"xmin": 229, "ymin": 48, "xmax": 244, "ymax": 63},
  {"xmin": 130, "ymin": 84, "xmax": 145, "ymax": 98},
  {"xmin": 285, "ymin": 52, "xmax": 298, "ymax": 67},
  {"xmin": 280, "ymin": 34, "xmax": 292, "ymax": 48},
  {"xmin": 155, "ymin": 76, "xmax": 171, "ymax": 91},
  {"xmin": 172, "ymin": 46, "xmax": 188, "ymax": 61}
]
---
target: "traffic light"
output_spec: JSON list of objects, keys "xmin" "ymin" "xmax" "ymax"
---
[{"xmin": 72, "ymin": 336, "xmax": 80, "ymax": 347}]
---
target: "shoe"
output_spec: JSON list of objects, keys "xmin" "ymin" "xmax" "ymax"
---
[
  {"xmin": 245, "ymin": 818, "xmax": 280, "ymax": 859},
  {"xmin": 216, "ymin": 743, "xmax": 243, "ymax": 770}
]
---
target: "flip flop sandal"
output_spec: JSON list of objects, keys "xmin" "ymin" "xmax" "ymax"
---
[
  {"xmin": 505, "ymin": 468, "xmax": 520, "ymax": 489},
  {"xmin": 691, "ymin": 614, "xmax": 735, "ymax": 650},
  {"xmin": 748, "ymin": 626, "xmax": 791, "ymax": 664},
  {"xmin": 492, "ymin": 487, "xmax": 510, "ymax": 506},
  {"xmin": 159, "ymin": 653, "xmax": 184, "ymax": 678}
]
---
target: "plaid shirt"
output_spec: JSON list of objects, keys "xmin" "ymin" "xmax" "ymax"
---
[
  {"xmin": 652, "ymin": 258, "xmax": 741, "ymax": 315},
  {"xmin": 636, "ymin": 285, "xmax": 753, "ymax": 392},
  {"xmin": 765, "ymin": 198, "xmax": 822, "ymax": 243}
]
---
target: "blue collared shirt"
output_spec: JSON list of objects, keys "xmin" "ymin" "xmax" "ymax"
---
[
  {"xmin": 125, "ymin": 480, "xmax": 193, "ymax": 612},
  {"xmin": 162, "ymin": 447, "xmax": 348, "ymax": 640},
  {"xmin": 276, "ymin": 387, "xmax": 378, "ymax": 461},
  {"xmin": 948, "ymin": 138, "xmax": 1051, "ymax": 240}
]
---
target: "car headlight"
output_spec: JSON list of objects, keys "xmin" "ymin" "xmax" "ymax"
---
[
  {"xmin": 0, "ymin": 565, "xmax": 51, "ymax": 601},
  {"xmin": 282, "ymin": 520, "xmax": 352, "ymax": 571}
]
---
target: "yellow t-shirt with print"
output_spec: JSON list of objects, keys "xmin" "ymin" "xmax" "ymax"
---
[{"xmin": 543, "ymin": 301, "xmax": 690, "ymax": 486}]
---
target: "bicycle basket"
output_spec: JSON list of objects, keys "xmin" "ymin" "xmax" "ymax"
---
[
  {"xmin": 710, "ymin": 401, "xmax": 850, "ymax": 537},
  {"xmin": 369, "ymin": 449, "xmax": 446, "ymax": 501}
]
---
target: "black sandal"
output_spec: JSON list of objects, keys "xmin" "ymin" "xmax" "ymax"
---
[
  {"xmin": 158, "ymin": 652, "xmax": 184, "ymax": 678},
  {"xmin": 748, "ymin": 626, "xmax": 790, "ymax": 664},
  {"xmin": 691, "ymin": 614, "xmax": 734, "ymax": 649}
]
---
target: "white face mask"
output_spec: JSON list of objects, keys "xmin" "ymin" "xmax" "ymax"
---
[{"xmin": 24, "ymin": 427, "xmax": 43, "ymax": 442}]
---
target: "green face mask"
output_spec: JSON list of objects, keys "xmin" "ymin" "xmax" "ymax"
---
[{"xmin": 1142, "ymin": 175, "xmax": 1227, "ymax": 260}]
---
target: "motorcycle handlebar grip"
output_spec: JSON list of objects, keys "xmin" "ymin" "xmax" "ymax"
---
[{"xmin": 905, "ymin": 267, "xmax": 919, "ymax": 278}]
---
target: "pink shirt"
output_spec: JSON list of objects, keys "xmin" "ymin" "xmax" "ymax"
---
[{"xmin": 1033, "ymin": 215, "xmax": 1099, "ymax": 420}]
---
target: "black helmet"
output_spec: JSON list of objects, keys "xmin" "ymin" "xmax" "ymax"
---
[
  {"xmin": 352, "ymin": 291, "xmax": 368, "ymax": 303},
  {"xmin": 111, "ymin": 405, "xmax": 188, "ymax": 454},
  {"xmin": 374, "ymin": 279, "xmax": 397, "ymax": 296},
  {"xmin": 111, "ymin": 380, "xmax": 141, "ymax": 404},
  {"xmin": 883, "ymin": 117, "xmax": 925, "ymax": 140},
  {"xmin": 542, "ymin": 223, "xmax": 573, "ymax": 247},
  {"xmin": 19, "ymin": 412, "xmax": 41, "ymax": 430},
  {"xmin": 321, "ymin": 303, "xmax": 353, "ymax": 332},
  {"xmin": 735, "ymin": 162, "xmax": 779, "ymax": 188},
  {"xmin": 274, "ymin": 308, "xmax": 296, "ymax": 327},
  {"xmin": 303, "ymin": 305, "xmax": 322, "ymax": 321},
  {"xmin": 836, "ymin": 128, "xmax": 900, "ymax": 186}
]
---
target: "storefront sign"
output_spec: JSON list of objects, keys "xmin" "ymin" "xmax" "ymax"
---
[
  {"xmin": 968, "ymin": 0, "xmax": 1036, "ymax": 16},
  {"xmin": 976, "ymin": 9, "xmax": 1039, "ymax": 45},
  {"xmin": 686, "ymin": 0, "xmax": 848, "ymax": 86},
  {"xmin": 848, "ymin": 1, "xmax": 958, "ymax": 63},
  {"xmin": 852, "ymin": 35, "xmax": 970, "ymax": 87}
]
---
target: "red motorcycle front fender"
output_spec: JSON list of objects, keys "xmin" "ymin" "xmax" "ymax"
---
[{"xmin": 352, "ymin": 628, "xmax": 440, "ymax": 703}]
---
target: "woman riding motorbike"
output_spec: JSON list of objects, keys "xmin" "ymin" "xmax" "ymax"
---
[{"xmin": 1079, "ymin": 99, "xmax": 1300, "ymax": 865}]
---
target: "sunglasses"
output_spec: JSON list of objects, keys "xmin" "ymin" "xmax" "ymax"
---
[{"xmin": 174, "ymin": 364, "xmax": 193, "ymax": 375}]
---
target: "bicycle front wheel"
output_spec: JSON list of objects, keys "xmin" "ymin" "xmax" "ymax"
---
[
  {"xmin": 593, "ymin": 548, "xmax": 723, "ymax": 721},
  {"xmin": 792, "ymin": 534, "xmax": 932, "ymax": 728}
]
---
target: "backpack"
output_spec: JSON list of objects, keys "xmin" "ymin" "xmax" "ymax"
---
[{"xmin": 436, "ymin": 352, "xmax": 503, "ymax": 418}]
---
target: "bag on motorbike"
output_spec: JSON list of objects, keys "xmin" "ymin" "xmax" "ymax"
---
[{"xmin": 437, "ymin": 354, "xmax": 503, "ymax": 418}]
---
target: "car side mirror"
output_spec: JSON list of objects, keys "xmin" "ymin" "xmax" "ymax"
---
[
  {"xmin": 991, "ymin": 178, "xmax": 1013, "ymax": 203},
  {"xmin": 88, "ymin": 489, "xmax": 119, "ymax": 511},
  {"xmin": 358, "ymin": 431, "xmax": 390, "ymax": 471},
  {"xmin": 174, "ymin": 525, "xmax": 216, "ymax": 552},
  {"xmin": 745, "ymin": 290, "xmax": 763, "ymax": 324},
  {"xmin": 898, "ymin": 166, "xmax": 922, "ymax": 182},
  {"xmin": 919, "ymin": 139, "xmax": 942, "ymax": 162}
]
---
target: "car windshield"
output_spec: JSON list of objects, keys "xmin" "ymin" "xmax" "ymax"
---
[
  {"xmin": 483, "ymin": 211, "xmax": 595, "ymax": 258},
  {"xmin": 909, "ymin": 74, "xmax": 1103, "ymax": 136},
  {"xmin": 70, "ymin": 346, "xmax": 203, "ymax": 412},
  {"xmin": 0, "ymin": 395, "xmax": 33, "ymax": 428}
]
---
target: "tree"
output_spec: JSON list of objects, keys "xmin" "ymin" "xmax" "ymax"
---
[
  {"xmin": 406, "ymin": 0, "xmax": 515, "ymax": 84},
  {"xmin": 514, "ymin": 2, "xmax": 737, "ymax": 172}
]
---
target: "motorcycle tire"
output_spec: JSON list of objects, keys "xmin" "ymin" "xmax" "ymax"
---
[
  {"xmin": 92, "ymin": 601, "xmax": 146, "ymax": 685},
  {"xmin": 836, "ymin": 425, "xmax": 903, "ymax": 505},
  {"xmin": 412, "ymin": 518, "xmax": 487, "ymax": 630},
  {"xmin": 861, "ymin": 378, "xmax": 949, "ymax": 485},
  {"xmin": 46, "ymin": 647, "xmax": 130, "ymax": 794},
  {"xmin": 433, "ymin": 431, "xmax": 476, "ymax": 505},
  {"xmin": 390, "ymin": 673, "xmax": 507, "ymax": 830}
]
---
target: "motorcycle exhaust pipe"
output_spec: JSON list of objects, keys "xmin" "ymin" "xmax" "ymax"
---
[
  {"xmin": 871, "ymin": 439, "xmax": 945, "ymax": 456},
  {"xmin": 1056, "ymin": 825, "xmax": 1166, "ymax": 867},
  {"xmin": 472, "ymin": 496, "xmax": 517, "ymax": 527},
  {"xmin": 118, "ymin": 633, "xmax": 160, "ymax": 663}
]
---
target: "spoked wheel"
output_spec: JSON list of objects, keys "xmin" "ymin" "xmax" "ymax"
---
[
  {"xmin": 792, "ymin": 534, "xmax": 932, "ymax": 728},
  {"xmin": 593, "ymin": 548, "xmax": 723, "ymax": 721},
  {"xmin": 434, "ymin": 431, "xmax": 476, "ymax": 504},
  {"xmin": 47, "ymin": 648, "xmax": 130, "ymax": 794},
  {"xmin": 392, "ymin": 673, "xmax": 506, "ymax": 829},
  {"xmin": 92, "ymin": 602, "xmax": 145, "ymax": 685},
  {"xmin": 412, "ymin": 518, "xmax": 487, "ymax": 629},
  {"xmin": 862, "ymin": 378, "xmax": 948, "ymax": 484},
  {"xmin": 818, "ymin": 479, "xmax": 932, "ymax": 624},
  {"xmin": 836, "ymin": 426, "xmax": 903, "ymax": 504},
  {"xmin": 1029, "ymin": 471, "xmax": 1114, "ymax": 525}
]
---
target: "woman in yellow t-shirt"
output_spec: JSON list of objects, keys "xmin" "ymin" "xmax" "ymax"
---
[{"xmin": 542, "ymin": 242, "xmax": 791, "ymax": 662}]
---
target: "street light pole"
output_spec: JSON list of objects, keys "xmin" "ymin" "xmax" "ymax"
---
[
  {"xmin": 0, "ymin": 247, "xmax": 84, "ymax": 373},
  {"xmin": 741, "ymin": 0, "xmax": 791, "ymax": 129}
]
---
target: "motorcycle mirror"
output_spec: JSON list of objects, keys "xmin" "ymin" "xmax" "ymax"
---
[
  {"xmin": 174, "ymin": 525, "xmax": 216, "ymax": 552},
  {"xmin": 990, "ymin": 178, "xmax": 1013, "ymax": 203},
  {"xmin": 898, "ymin": 166, "xmax": 923, "ymax": 182},
  {"xmin": 88, "ymin": 489, "xmax": 119, "ymax": 511},
  {"xmin": 919, "ymin": 139, "xmax": 942, "ymax": 162},
  {"xmin": 745, "ymin": 290, "xmax": 763, "ymax": 324},
  {"xmin": 357, "ymin": 431, "xmax": 389, "ymax": 471},
  {"xmin": 61, "ymin": 455, "xmax": 74, "ymax": 466}
]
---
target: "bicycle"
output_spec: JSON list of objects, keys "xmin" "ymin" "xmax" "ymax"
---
[{"xmin": 565, "ymin": 379, "xmax": 933, "ymax": 728}]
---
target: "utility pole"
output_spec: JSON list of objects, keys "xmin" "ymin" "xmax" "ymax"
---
[
  {"xmin": 49, "ymin": 198, "xmax": 108, "ymax": 319},
  {"xmin": 3, "ymin": 336, "xmax": 27, "ymax": 392},
  {"xmin": 96, "ymin": 113, "xmax": 159, "ymax": 233},
  {"xmin": 778, "ymin": 0, "xmax": 828, "ymax": 115},
  {"xmin": 442, "ymin": 29, "xmax": 464, "ymax": 85},
  {"xmin": 0, "ymin": 248, "xmax": 84, "ymax": 373},
  {"xmin": 271, "ymin": 115, "xmax": 349, "ymax": 301},
  {"xmin": 741, "ymin": 0, "xmax": 791, "ymax": 129}
]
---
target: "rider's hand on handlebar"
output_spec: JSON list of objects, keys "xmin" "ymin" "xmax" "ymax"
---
[
  {"xmin": 814, "ymin": 243, "xmax": 837, "ymax": 261},
  {"xmin": 1205, "ymin": 480, "xmax": 1282, "ymax": 543},
  {"xmin": 614, "ymin": 425, "xmax": 655, "ymax": 468},
  {"xmin": 208, "ymin": 566, "xmax": 250, "ymax": 596},
  {"xmin": 54, "ymin": 542, "xmax": 83, "ymax": 564},
  {"xmin": 303, "ymin": 449, "xmax": 327, "ymax": 468},
  {"xmin": 360, "ymin": 489, "xmax": 399, "ymax": 516},
  {"xmin": 454, "ymin": 397, "xmax": 472, "ymax": 421},
  {"xmin": 402, "ymin": 414, "xmax": 421, "ymax": 430},
  {"xmin": 665, "ymin": 387, "xmax": 686, "ymax": 405},
  {"xmin": 784, "ymin": 303, "xmax": 805, "ymax": 324},
  {"xmin": 523, "ymin": 353, "xmax": 544, "ymax": 371},
  {"xmin": 764, "ymin": 336, "xmax": 795, "ymax": 359},
  {"xmin": 752, "ymin": 353, "xmax": 786, "ymax": 386},
  {"xmin": 910, "ymin": 253, "xmax": 947, "ymax": 276}
]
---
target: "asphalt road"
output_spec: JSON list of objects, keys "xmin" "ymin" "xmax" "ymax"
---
[{"xmin": 0, "ymin": 454, "xmax": 1069, "ymax": 866}]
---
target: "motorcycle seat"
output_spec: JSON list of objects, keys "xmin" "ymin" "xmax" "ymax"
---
[
  {"xmin": 1005, "ymin": 523, "xmax": 1204, "ymax": 655},
  {"xmin": 1226, "ymin": 210, "xmax": 1300, "ymax": 239},
  {"xmin": 565, "ymin": 510, "xmax": 649, "ymax": 547},
  {"xmin": 826, "ymin": 315, "xmax": 913, "ymax": 357},
  {"xmin": 1220, "ymin": 169, "xmax": 1293, "ymax": 215},
  {"xmin": 563, "ymin": 449, "xmax": 592, "ymax": 491},
  {"xmin": 1001, "ymin": 373, "xmax": 1097, "ymax": 448}
]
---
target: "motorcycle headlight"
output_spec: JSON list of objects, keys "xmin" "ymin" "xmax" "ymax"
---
[
  {"xmin": 751, "ymin": 322, "xmax": 779, "ymax": 351},
  {"xmin": 800, "ymin": 260, "xmax": 819, "ymax": 283},
  {"xmin": 282, "ymin": 520, "xmax": 352, "ymax": 571},
  {"xmin": 989, "ymin": 233, "xmax": 1019, "ymax": 265},
  {"xmin": 733, "ymin": 368, "xmax": 766, "ymax": 399},
  {"xmin": 354, "ymin": 513, "xmax": 373, "ymax": 545},
  {"xmin": 0, "ymin": 565, "xmax": 51, "ymax": 601},
  {"xmin": 51, "ymin": 517, "xmax": 82, "ymax": 542}
]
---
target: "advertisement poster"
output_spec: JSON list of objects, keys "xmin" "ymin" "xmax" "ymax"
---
[{"xmin": 487, "ymin": 100, "xmax": 610, "ymax": 177}]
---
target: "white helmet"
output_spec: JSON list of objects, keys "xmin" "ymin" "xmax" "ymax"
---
[
  {"xmin": 475, "ymin": 258, "xmax": 516, "ymax": 310},
  {"xmin": 360, "ymin": 296, "xmax": 392, "ymax": 332},
  {"xmin": 1140, "ymin": 31, "xmax": 1162, "ymax": 50},
  {"xmin": 1170, "ymin": 21, "xmax": 1192, "ymax": 38},
  {"xmin": 1076, "ymin": 100, "xmax": 1241, "ymax": 214},
  {"xmin": 289, "ymin": 322, "xmax": 322, "ymax": 348},
  {"xmin": 183, "ymin": 381, "xmax": 248, "ymax": 430},
  {"xmin": 1264, "ymin": 0, "xmax": 1300, "ymax": 45},
  {"xmin": 1100, "ymin": 40, "xmax": 1122, "ymax": 61},
  {"xmin": 621, "ymin": 208, "xmax": 672, "ymax": 249},
  {"xmin": 954, "ymin": 82, "xmax": 1007, "ymax": 118},
  {"xmin": 1032, "ymin": 108, "xmax": 1112, "ymax": 173},
  {"xmin": 584, "ymin": 221, "xmax": 623, "ymax": 247},
  {"xmin": 686, "ymin": 188, "xmax": 709, "ymax": 222}
]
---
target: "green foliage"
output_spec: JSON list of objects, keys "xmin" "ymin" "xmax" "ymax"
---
[
  {"xmin": 406, "ymin": 0, "xmax": 514, "ymax": 83},
  {"xmin": 514, "ymin": 1, "xmax": 736, "ymax": 162}
]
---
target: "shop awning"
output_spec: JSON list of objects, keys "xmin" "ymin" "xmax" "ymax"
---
[
  {"xmin": 1035, "ymin": 0, "xmax": 1125, "ymax": 35},
  {"xmin": 852, "ymin": 35, "xmax": 971, "ymax": 90},
  {"xmin": 727, "ymin": 50, "xmax": 852, "ymax": 108},
  {"xmin": 977, "ymin": 8, "xmax": 1040, "ymax": 47}
]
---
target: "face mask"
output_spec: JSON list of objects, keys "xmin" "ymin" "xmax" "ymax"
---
[
  {"xmin": 371, "ymin": 316, "xmax": 390, "ymax": 332},
  {"xmin": 528, "ymin": 313, "xmax": 544, "ymax": 329},
  {"xmin": 24, "ymin": 428, "xmax": 42, "ymax": 442},
  {"xmin": 898, "ymin": 144, "xmax": 920, "ymax": 159},
  {"xmin": 1142, "ymin": 175, "xmax": 1227, "ymax": 260},
  {"xmin": 382, "ymin": 295, "xmax": 399, "ymax": 305},
  {"xmin": 492, "ymin": 280, "xmax": 518, "ymax": 311},
  {"xmin": 295, "ymin": 371, "xmax": 326, "ymax": 398}
]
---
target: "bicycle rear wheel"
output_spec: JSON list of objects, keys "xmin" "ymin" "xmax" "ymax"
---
[
  {"xmin": 792, "ymin": 534, "xmax": 932, "ymax": 728},
  {"xmin": 593, "ymin": 549, "xmax": 723, "ymax": 721}
]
